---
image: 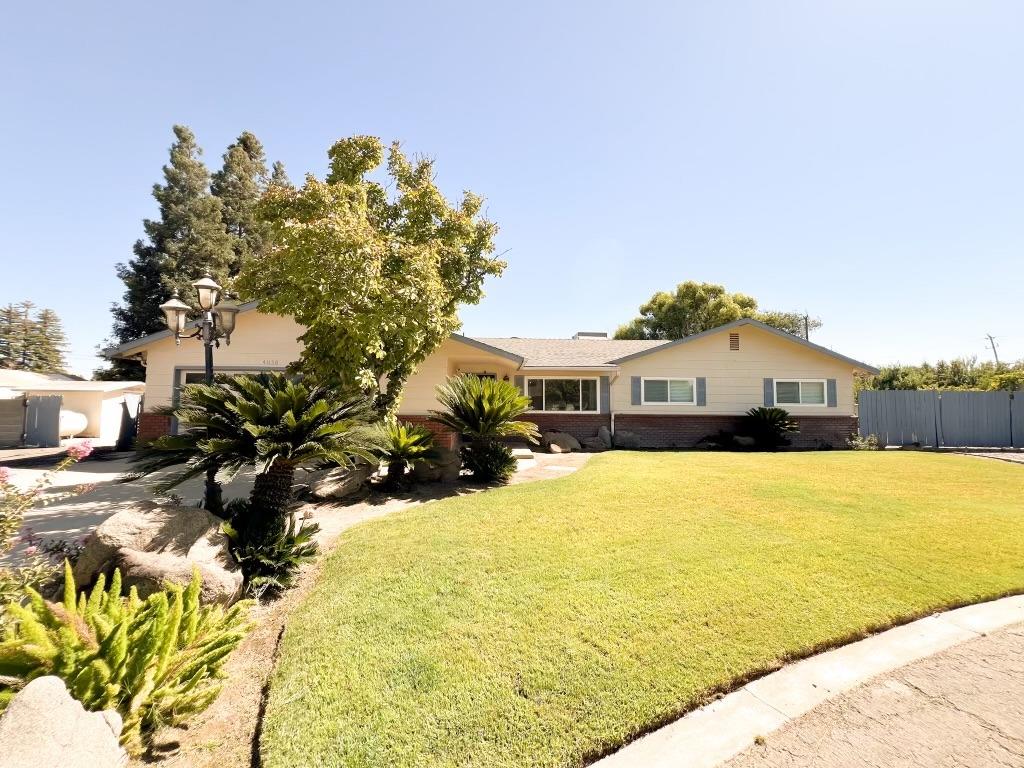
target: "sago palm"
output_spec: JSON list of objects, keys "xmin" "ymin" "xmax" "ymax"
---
[
  {"xmin": 429, "ymin": 375, "xmax": 540, "ymax": 443},
  {"xmin": 371, "ymin": 419, "xmax": 439, "ymax": 488},
  {"xmin": 130, "ymin": 373, "xmax": 376, "ymax": 541},
  {"xmin": 430, "ymin": 375, "xmax": 539, "ymax": 482}
]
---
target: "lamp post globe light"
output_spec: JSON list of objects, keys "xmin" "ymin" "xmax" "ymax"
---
[{"xmin": 157, "ymin": 274, "xmax": 241, "ymax": 516}]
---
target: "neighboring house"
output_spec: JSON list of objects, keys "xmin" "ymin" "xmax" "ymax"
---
[
  {"xmin": 0, "ymin": 370, "xmax": 144, "ymax": 446},
  {"xmin": 105, "ymin": 305, "xmax": 878, "ymax": 449}
]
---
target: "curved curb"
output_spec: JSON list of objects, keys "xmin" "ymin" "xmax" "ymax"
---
[{"xmin": 591, "ymin": 594, "xmax": 1024, "ymax": 768}]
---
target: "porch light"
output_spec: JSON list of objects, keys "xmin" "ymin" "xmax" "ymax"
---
[
  {"xmin": 213, "ymin": 295, "xmax": 241, "ymax": 343},
  {"xmin": 159, "ymin": 293, "xmax": 190, "ymax": 339},
  {"xmin": 192, "ymin": 274, "xmax": 222, "ymax": 311}
]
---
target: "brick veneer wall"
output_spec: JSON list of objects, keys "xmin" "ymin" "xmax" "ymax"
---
[
  {"xmin": 136, "ymin": 413, "xmax": 172, "ymax": 445},
  {"xmin": 398, "ymin": 415, "xmax": 460, "ymax": 451},
  {"xmin": 613, "ymin": 414, "xmax": 859, "ymax": 450},
  {"xmin": 517, "ymin": 413, "xmax": 611, "ymax": 442}
]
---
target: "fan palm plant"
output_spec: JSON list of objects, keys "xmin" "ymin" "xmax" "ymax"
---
[
  {"xmin": 129, "ymin": 373, "xmax": 376, "ymax": 546},
  {"xmin": 430, "ymin": 375, "xmax": 539, "ymax": 482},
  {"xmin": 372, "ymin": 419, "xmax": 439, "ymax": 489}
]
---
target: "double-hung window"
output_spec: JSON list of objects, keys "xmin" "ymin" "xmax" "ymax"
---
[
  {"xmin": 774, "ymin": 379, "xmax": 826, "ymax": 406},
  {"xmin": 642, "ymin": 377, "xmax": 696, "ymax": 404},
  {"xmin": 526, "ymin": 378, "xmax": 599, "ymax": 412}
]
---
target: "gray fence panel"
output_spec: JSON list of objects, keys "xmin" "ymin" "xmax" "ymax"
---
[
  {"xmin": 24, "ymin": 395, "xmax": 62, "ymax": 448},
  {"xmin": 861, "ymin": 390, "xmax": 1018, "ymax": 448},
  {"xmin": 0, "ymin": 398, "xmax": 25, "ymax": 448},
  {"xmin": 859, "ymin": 390, "xmax": 939, "ymax": 446},
  {"xmin": 939, "ymin": 391, "xmax": 1012, "ymax": 448},
  {"xmin": 1013, "ymin": 394, "xmax": 1024, "ymax": 449}
]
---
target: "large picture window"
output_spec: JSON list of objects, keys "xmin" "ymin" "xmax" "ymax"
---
[
  {"xmin": 526, "ymin": 378, "xmax": 599, "ymax": 412},
  {"xmin": 775, "ymin": 379, "xmax": 826, "ymax": 406},
  {"xmin": 642, "ymin": 378, "xmax": 696, "ymax": 405}
]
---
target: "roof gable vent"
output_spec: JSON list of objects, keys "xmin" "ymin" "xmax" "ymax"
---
[
  {"xmin": 729, "ymin": 332, "xmax": 740, "ymax": 351},
  {"xmin": 573, "ymin": 331, "xmax": 608, "ymax": 340}
]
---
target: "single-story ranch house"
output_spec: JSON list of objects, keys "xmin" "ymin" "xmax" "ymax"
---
[{"xmin": 106, "ymin": 304, "xmax": 878, "ymax": 449}]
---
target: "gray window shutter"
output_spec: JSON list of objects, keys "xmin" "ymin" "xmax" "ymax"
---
[
  {"xmin": 827, "ymin": 378, "xmax": 838, "ymax": 408},
  {"xmin": 696, "ymin": 377, "xmax": 707, "ymax": 407},
  {"xmin": 631, "ymin": 376, "xmax": 641, "ymax": 405},
  {"xmin": 600, "ymin": 376, "xmax": 610, "ymax": 414},
  {"xmin": 513, "ymin": 375, "xmax": 525, "ymax": 394},
  {"xmin": 763, "ymin": 378, "xmax": 774, "ymax": 407}
]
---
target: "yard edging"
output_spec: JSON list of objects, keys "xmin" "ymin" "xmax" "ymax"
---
[{"xmin": 591, "ymin": 593, "xmax": 1024, "ymax": 768}]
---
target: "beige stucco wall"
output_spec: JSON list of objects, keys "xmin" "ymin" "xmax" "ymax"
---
[
  {"xmin": 141, "ymin": 311, "xmax": 305, "ymax": 410},
  {"xmin": 398, "ymin": 338, "xmax": 521, "ymax": 414},
  {"xmin": 613, "ymin": 325, "xmax": 859, "ymax": 416}
]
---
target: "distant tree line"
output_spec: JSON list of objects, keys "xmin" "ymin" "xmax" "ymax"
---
[
  {"xmin": 615, "ymin": 281, "xmax": 822, "ymax": 340},
  {"xmin": 862, "ymin": 358, "xmax": 1024, "ymax": 392},
  {"xmin": 0, "ymin": 301, "xmax": 68, "ymax": 373},
  {"xmin": 98, "ymin": 126, "xmax": 291, "ymax": 380}
]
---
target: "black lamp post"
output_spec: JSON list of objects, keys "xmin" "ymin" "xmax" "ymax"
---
[{"xmin": 158, "ymin": 274, "xmax": 240, "ymax": 515}]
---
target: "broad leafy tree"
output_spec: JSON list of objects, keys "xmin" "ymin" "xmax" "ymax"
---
[
  {"xmin": 615, "ymin": 281, "xmax": 821, "ymax": 340},
  {"xmin": 240, "ymin": 136, "xmax": 504, "ymax": 414}
]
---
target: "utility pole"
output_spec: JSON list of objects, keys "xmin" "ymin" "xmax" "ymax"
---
[
  {"xmin": 803, "ymin": 313, "xmax": 810, "ymax": 341},
  {"xmin": 985, "ymin": 333, "xmax": 1001, "ymax": 366}
]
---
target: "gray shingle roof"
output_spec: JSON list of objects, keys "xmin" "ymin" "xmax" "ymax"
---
[{"xmin": 470, "ymin": 337, "xmax": 668, "ymax": 368}]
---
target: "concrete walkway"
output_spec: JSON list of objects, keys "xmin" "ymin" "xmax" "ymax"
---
[
  {"xmin": 594, "ymin": 595, "xmax": 1024, "ymax": 768},
  {"xmin": 1, "ymin": 449, "xmax": 592, "ymax": 566},
  {"xmin": 726, "ymin": 621, "xmax": 1024, "ymax": 768}
]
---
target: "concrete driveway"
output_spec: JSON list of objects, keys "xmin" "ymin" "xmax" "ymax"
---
[{"xmin": 1, "ymin": 455, "xmax": 254, "ymax": 566}]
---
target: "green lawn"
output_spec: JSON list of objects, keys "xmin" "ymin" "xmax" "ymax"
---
[{"xmin": 261, "ymin": 452, "xmax": 1024, "ymax": 768}]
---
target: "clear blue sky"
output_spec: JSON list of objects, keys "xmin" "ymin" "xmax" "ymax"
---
[{"xmin": 2, "ymin": 1, "xmax": 1022, "ymax": 377}]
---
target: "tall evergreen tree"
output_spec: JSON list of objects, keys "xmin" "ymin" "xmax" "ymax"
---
[
  {"xmin": 102, "ymin": 125, "xmax": 234, "ymax": 379},
  {"xmin": 211, "ymin": 131, "xmax": 271, "ymax": 277},
  {"xmin": 0, "ymin": 303, "xmax": 67, "ymax": 372},
  {"xmin": 31, "ymin": 308, "xmax": 68, "ymax": 372},
  {"xmin": 155, "ymin": 125, "xmax": 234, "ymax": 300},
  {"xmin": 0, "ymin": 304, "xmax": 19, "ymax": 369},
  {"xmin": 268, "ymin": 160, "xmax": 292, "ymax": 190}
]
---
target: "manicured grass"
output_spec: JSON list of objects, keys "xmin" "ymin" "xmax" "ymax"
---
[{"xmin": 261, "ymin": 452, "xmax": 1024, "ymax": 768}]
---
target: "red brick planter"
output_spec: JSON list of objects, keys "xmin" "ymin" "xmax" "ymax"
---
[{"xmin": 612, "ymin": 414, "xmax": 859, "ymax": 450}]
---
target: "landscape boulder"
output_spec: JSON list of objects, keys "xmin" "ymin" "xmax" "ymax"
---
[
  {"xmin": 597, "ymin": 425, "xmax": 613, "ymax": 448},
  {"xmin": 542, "ymin": 431, "xmax": 581, "ymax": 453},
  {"xmin": 580, "ymin": 436, "xmax": 608, "ymax": 452},
  {"xmin": 74, "ymin": 501, "xmax": 242, "ymax": 606},
  {"xmin": 734, "ymin": 435, "xmax": 757, "ymax": 448},
  {"xmin": 308, "ymin": 460, "xmax": 377, "ymax": 501},
  {"xmin": 0, "ymin": 676, "xmax": 127, "ymax": 768},
  {"xmin": 612, "ymin": 430, "xmax": 641, "ymax": 449},
  {"xmin": 412, "ymin": 447, "xmax": 461, "ymax": 483}
]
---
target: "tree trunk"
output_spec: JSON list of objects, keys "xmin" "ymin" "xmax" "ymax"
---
[
  {"xmin": 384, "ymin": 459, "xmax": 407, "ymax": 490},
  {"xmin": 248, "ymin": 460, "xmax": 296, "ymax": 545}
]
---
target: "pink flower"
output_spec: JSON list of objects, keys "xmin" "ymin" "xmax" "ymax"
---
[
  {"xmin": 0, "ymin": 467, "xmax": 9, "ymax": 484},
  {"xmin": 24, "ymin": 545, "xmax": 37, "ymax": 556},
  {"xmin": 66, "ymin": 441, "xmax": 93, "ymax": 461}
]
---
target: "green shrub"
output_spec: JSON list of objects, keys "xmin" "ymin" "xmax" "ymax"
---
[
  {"xmin": 430, "ymin": 375, "xmax": 539, "ymax": 483},
  {"xmin": 0, "ymin": 562, "xmax": 251, "ymax": 754},
  {"xmin": 461, "ymin": 441, "xmax": 518, "ymax": 483},
  {"xmin": 741, "ymin": 407, "xmax": 798, "ymax": 450},
  {"xmin": 372, "ymin": 419, "xmax": 438, "ymax": 489},
  {"xmin": 848, "ymin": 433, "xmax": 881, "ymax": 450},
  {"xmin": 222, "ymin": 499, "xmax": 319, "ymax": 598},
  {"xmin": 127, "ymin": 374, "xmax": 376, "ymax": 595}
]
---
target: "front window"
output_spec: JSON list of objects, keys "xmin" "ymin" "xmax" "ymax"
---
[
  {"xmin": 526, "ymin": 378, "xmax": 599, "ymax": 412},
  {"xmin": 775, "ymin": 380, "xmax": 825, "ymax": 406},
  {"xmin": 642, "ymin": 378, "xmax": 695, "ymax": 404}
]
